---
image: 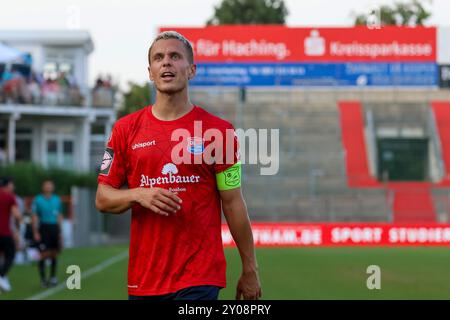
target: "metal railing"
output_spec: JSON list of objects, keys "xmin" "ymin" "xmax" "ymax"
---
[{"xmin": 0, "ymin": 86, "xmax": 116, "ymax": 108}]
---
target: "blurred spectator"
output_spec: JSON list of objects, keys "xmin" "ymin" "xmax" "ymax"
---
[
  {"xmin": 0, "ymin": 68, "xmax": 83, "ymax": 106},
  {"xmin": 27, "ymin": 77, "xmax": 41, "ymax": 104},
  {"xmin": 93, "ymin": 74, "xmax": 116, "ymax": 107},
  {"xmin": 0, "ymin": 69, "xmax": 114, "ymax": 107},
  {"xmin": 2, "ymin": 68, "xmax": 27, "ymax": 103},
  {"xmin": 42, "ymin": 78, "xmax": 59, "ymax": 106},
  {"xmin": 95, "ymin": 75, "xmax": 104, "ymax": 89}
]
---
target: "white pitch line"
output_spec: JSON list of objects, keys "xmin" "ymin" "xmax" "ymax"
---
[{"xmin": 27, "ymin": 250, "xmax": 128, "ymax": 300}]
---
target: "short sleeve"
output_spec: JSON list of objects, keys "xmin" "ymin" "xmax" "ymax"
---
[
  {"xmin": 97, "ymin": 122, "xmax": 127, "ymax": 189},
  {"xmin": 10, "ymin": 194, "xmax": 17, "ymax": 207}
]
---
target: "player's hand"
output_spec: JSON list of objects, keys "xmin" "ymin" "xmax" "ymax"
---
[
  {"xmin": 34, "ymin": 232, "xmax": 41, "ymax": 242},
  {"xmin": 134, "ymin": 187, "xmax": 182, "ymax": 216},
  {"xmin": 235, "ymin": 269, "xmax": 262, "ymax": 300}
]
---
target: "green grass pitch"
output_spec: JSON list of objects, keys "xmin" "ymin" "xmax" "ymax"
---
[{"xmin": 2, "ymin": 245, "xmax": 450, "ymax": 300}]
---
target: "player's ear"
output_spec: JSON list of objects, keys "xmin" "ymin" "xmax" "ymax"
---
[
  {"xmin": 188, "ymin": 64, "xmax": 196, "ymax": 80},
  {"xmin": 148, "ymin": 66, "xmax": 154, "ymax": 82}
]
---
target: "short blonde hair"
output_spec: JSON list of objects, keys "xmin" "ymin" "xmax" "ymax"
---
[{"xmin": 148, "ymin": 31, "xmax": 194, "ymax": 65}]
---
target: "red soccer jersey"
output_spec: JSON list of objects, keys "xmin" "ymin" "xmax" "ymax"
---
[
  {"xmin": 98, "ymin": 105, "xmax": 239, "ymax": 296},
  {"xmin": 0, "ymin": 190, "xmax": 17, "ymax": 237}
]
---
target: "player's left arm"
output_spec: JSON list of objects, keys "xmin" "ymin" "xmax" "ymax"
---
[
  {"xmin": 56, "ymin": 196, "xmax": 64, "ymax": 226},
  {"xmin": 11, "ymin": 204, "xmax": 22, "ymax": 228},
  {"xmin": 220, "ymin": 187, "xmax": 262, "ymax": 300},
  {"xmin": 11, "ymin": 204, "xmax": 22, "ymax": 250}
]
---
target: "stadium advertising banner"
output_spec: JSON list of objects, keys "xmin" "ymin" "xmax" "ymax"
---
[
  {"xmin": 193, "ymin": 62, "xmax": 437, "ymax": 86},
  {"xmin": 222, "ymin": 223, "xmax": 450, "ymax": 247},
  {"xmin": 159, "ymin": 26, "xmax": 438, "ymax": 87}
]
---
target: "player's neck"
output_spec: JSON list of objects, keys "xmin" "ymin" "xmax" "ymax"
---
[{"xmin": 153, "ymin": 90, "xmax": 193, "ymax": 121}]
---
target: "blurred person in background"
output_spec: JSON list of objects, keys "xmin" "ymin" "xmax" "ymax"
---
[
  {"xmin": 93, "ymin": 74, "xmax": 115, "ymax": 107},
  {"xmin": 27, "ymin": 74, "xmax": 42, "ymax": 105},
  {"xmin": 42, "ymin": 78, "xmax": 59, "ymax": 106},
  {"xmin": 31, "ymin": 180, "xmax": 63, "ymax": 288},
  {"xmin": 56, "ymin": 71, "xmax": 70, "ymax": 105},
  {"xmin": 0, "ymin": 177, "xmax": 22, "ymax": 293},
  {"xmin": 2, "ymin": 68, "xmax": 25, "ymax": 103}
]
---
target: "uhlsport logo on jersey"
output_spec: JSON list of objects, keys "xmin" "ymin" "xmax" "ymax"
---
[
  {"xmin": 140, "ymin": 163, "xmax": 200, "ymax": 188},
  {"xmin": 187, "ymin": 136, "xmax": 204, "ymax": 154},
  {"xmin": 132, "ymin": 140, "xmax": 156, "ymax": 150}
]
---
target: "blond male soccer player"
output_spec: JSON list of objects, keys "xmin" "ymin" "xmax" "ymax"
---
[{"xmin": 96, "ymin": 31, "xmax": 261, "ymax": 300}]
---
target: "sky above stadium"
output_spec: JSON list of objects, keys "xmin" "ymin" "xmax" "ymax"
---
[{"xmin": 1, "ymin": 0, "xmax": 449, "ymax": 89}]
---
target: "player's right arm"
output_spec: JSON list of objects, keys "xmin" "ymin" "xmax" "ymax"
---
[
  {"xmin": 96, "ymin": 122, "xmax": 182, "ymax": 216},
  {"xmin": 96, "ymin": 184, "xmax": 182, "ymax": 216}
]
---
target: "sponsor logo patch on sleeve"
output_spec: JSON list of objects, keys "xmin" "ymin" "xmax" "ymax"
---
[{"xmin": 100, "ymin": 147, "xmax": 114, "ymax": 175}]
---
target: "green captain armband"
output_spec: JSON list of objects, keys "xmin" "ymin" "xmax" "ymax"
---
[{"xmin": 216, "ymin": 162, "xmax": 242, "ymax": 191}]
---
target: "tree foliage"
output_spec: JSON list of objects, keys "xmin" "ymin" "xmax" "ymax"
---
[
  {"xmin": 0, "ymin": 163, "xmax": 96, "ymax": 197},
  {"xmin": 119, "ymin": 81, "xmax": 152, "ymax": 118},
  {"xmin": 354, "ymin": 0, "xmax": 432, "ymax": 26},
  {"xmin": 207, "ymin": 0, "xmax": 288, "ymax": 25}
]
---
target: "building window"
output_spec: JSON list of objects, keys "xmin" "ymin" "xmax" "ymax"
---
[
  {"xmin": 16, "ymin": 139, "xmax": 32, "ymax": 162},
  {"xmin": 43, "ymin": 61, "xmax": 74, "ymax": 80},
  {"xmin": 0, "ymin": 132, "xmax": 5, "ymax": 165},
  {"xmin": 47, "ymin": 139, "xmax": 58, "ymax": 167},
  {"xmin": 63, "ymin": 140, "xmax": 74, "ymax": 168},
  {"xmin": 44, "ymin": 50, "xmax": 75, "ymax": 80},
  {"xmin": 45, "ymin": 136, "xmax": 75, "ymax": 169}
]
